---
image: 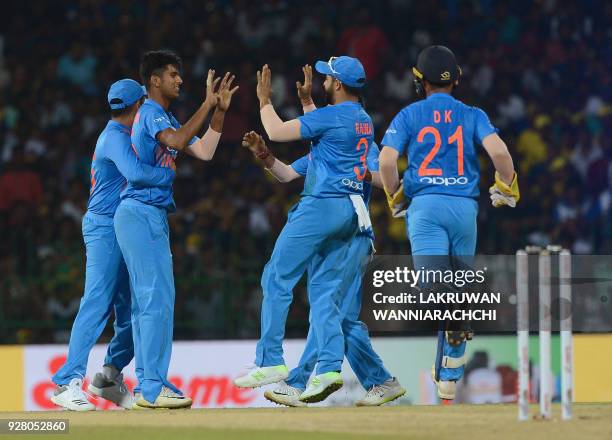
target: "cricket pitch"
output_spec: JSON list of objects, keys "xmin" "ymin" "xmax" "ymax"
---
[{"xmin": 2, "ymin": 403, "xmax": 611, "ymax": 440}]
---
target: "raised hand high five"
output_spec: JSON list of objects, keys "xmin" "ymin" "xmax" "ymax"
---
[
  {"xmin": 204, "ymin": 69, "xmax": 221, "ymax": 109},
  {"xmin": 216, "ymin": 72, "xmax": 239, "ymax": 112},
  {"xmin": 256, "ymin": 64, "xmax": 272, "ymax": 108},
  {"xmin": 296, "ymin": 64, "xmax": 313, "ymax": 106}
]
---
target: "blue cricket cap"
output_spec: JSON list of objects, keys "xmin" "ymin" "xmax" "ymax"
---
[
  {"xmin": 107, "ymin": 79, "xmax": 146, "ymax": 110},
  {"xmin": 314, "ymin": 56, "xmax": 366, "ymax": 88}
]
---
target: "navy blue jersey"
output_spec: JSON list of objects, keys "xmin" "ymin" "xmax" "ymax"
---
[
  {"xmin": 382, "ymin": 93, "xmax": 497, "ymax": 199},
  {"xmin": 88, "ymin": 120, "xmax": 175, "ymax": 217}
]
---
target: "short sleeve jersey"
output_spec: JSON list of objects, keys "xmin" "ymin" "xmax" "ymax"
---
[
  {"xmin": 122, "ymin": 98, "xmax": 197, "ymax": 212},
  {"xmin": 381, "ymin": 93, "xmax": 497, "ymax": 199},
  {"xmin": 297, "ymin": 101, "xmax": 374, "ymax": 198}
]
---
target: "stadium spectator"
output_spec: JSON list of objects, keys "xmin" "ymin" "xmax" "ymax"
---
[
  {"xmin": 57, "ymin": 42, "xmax": 98, "ymax": 95},
  {"xmin": 0, "ymin": 148, "xmax": 43, "ymax": 211},
  {"xmin": 336, "ymin": 7, "xmax": 389, "ymax": 80},
  {"xmin": 0, "ymin": 0, "xmax": 610, "ymax": 342}
]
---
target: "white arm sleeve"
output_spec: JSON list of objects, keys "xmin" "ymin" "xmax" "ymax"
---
[
  {"xmin": 260, "ymin": 104, "xmax": 302, "ymax": 142},
  {"xmin": 266, "ymin": 158, "xmax": 301, "ymax": 183},
  {"xmin": 184, "ymin": 127, "xmax": 222, "ymax": 161}
]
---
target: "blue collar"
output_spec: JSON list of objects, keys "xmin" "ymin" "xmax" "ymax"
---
[
  {"xmin": 107, "ymin": 119, "xmax": 130, "ymax": 132},
  {"xmin": 336, "ymin": 100, "xmax": 360, "ymax": 106},
  {"xmin": 144, "ymin": 98, "xmax": 173, "ymax": 117},
  {"xmin": 426, "ymin": 92, "xmax": 454, "ymax": 100}
]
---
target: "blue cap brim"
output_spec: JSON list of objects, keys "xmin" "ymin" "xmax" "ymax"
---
[
  {"xmin": 108, "ymin": 79, "xmax": 146, "ymax": 110},
  {"xmin": 109, "ymin": 91, "xmax": 144, "ymax": 110},
  {"xmin": 315, "ymin": 60, "xmax": 334, "ymax": 76}
]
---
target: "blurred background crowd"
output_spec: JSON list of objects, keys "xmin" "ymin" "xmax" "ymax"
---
[{"xmin": 0, "ymin": 0, "xmax": 610, "ymax": 343}]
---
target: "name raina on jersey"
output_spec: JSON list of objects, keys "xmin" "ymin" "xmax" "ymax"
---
[
  {"xmin": 355, "ymin": 123, "xmax": 373, "ymax": 135},
  {"xmin": 337, "ymin": 122, "xmax": 373, "ymax": 190}
]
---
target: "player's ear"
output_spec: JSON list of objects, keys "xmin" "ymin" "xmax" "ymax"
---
[{"xmin": 421, "ymin": 80, "xmax": 429, "ymax": 95}]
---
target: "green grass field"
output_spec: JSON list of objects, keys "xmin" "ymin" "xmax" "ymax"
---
[{"xmin": 2, "ymin": 404, "xmax": 611, "ymax": 440}]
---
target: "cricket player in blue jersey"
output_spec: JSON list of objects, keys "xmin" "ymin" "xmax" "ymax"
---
[
  {"xmin": 242, "ymin": 128, "xmax": 406, "ymax": 407},
  {"xmin": 234, "ymin": 57, "xmax": 376, "ymax": 403},
  {"xmin": 113, "ymin": 50, "xmax": 237, "ymax": 409},
  {"xmin": 51, "ymin": 79, "xmax": 176, "ymax": 411},
  {"xmin": 379, "ymin": 46, "xmax": 520, "ymax": 400}
]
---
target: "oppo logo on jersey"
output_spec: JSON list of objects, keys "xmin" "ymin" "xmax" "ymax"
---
[
  {"xmin": 342, "ymin": 178, "xmax": 363, "ymax": 190},
  {"xmin": 419, "ymin": 176, "xmax": 469, "ymax": 186}
]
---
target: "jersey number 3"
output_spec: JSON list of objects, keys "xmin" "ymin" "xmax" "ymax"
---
[
  {"xmin": 354, "ymin": 137, "xmax": 369, "ymax": 181},
  {"xmin": 417, "ymin": 126, "xmax": 464, "ymax": 176}
]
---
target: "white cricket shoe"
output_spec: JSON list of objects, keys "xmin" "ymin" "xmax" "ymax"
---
[
  {"xmin": 87, "ymin": 370, "xmax": 133, "ymax": 409},
  {"xmin": 135, "ymin": 386, "xmax": 192, "ymax": 409},
  {"xmin": 264, "ymin": 381, "xmax": 307, "ymax": 407},
  {"xmin": 299, "ymin": 372, "xmax": 343, "ymax": 403},
  {"xmin": 51, "ymin": 378, "xmax": 95, "ymax": 411},
  {"xmin": 234, "ymin": 365, "xmax": 289, "ymax": 388},
  {"xmin": 131, "ymin": 393, "xmax": 152, "ymax": 410},
  {"xmin": 355, "ymin": 377, "xmax": 406, "ymax": 406}
]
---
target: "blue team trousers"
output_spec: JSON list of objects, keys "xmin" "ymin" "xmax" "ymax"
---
[
  {"xmin": 286, "ymin": 235, "xmax": 392, "ymax": 390},
  {"xmin": 52, "ymin": 211, "xmax": 134, "ymax": 386},
  {"xmin": 113, "ymin": 198, "xmax": 180, "ymax": 403},
  {"xmin": 407, "ymin": 194, "xmax": 478, "ymax": 382},
  {"xmin": 256, "ymin": 196, "xmax": 357, "ymax": 374}
]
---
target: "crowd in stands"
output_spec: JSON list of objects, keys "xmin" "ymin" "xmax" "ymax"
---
[{"xmin": 0, "ymin": 0, "xmax": 610, "ymax": 342}]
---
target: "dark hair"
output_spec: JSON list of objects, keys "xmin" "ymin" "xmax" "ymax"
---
[
  {"xmin": 110, "ymin": 98, "xmax": 143, "ymax": 118},
  {"xmin": 139, "ymin": 50, "xmax": 183, "ymax": 89},
  {"xmin": 425, "ymin": 79, "xmax": 456, "ymax": 92},
  {"xmin": 343, "ymin": 84, "xmax": 366, "ymax": 108}
]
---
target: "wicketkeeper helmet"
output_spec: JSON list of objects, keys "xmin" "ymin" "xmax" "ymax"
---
[{"xmin": 412, "ymin": 45, "xmax": 461, "ymax": 96}]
